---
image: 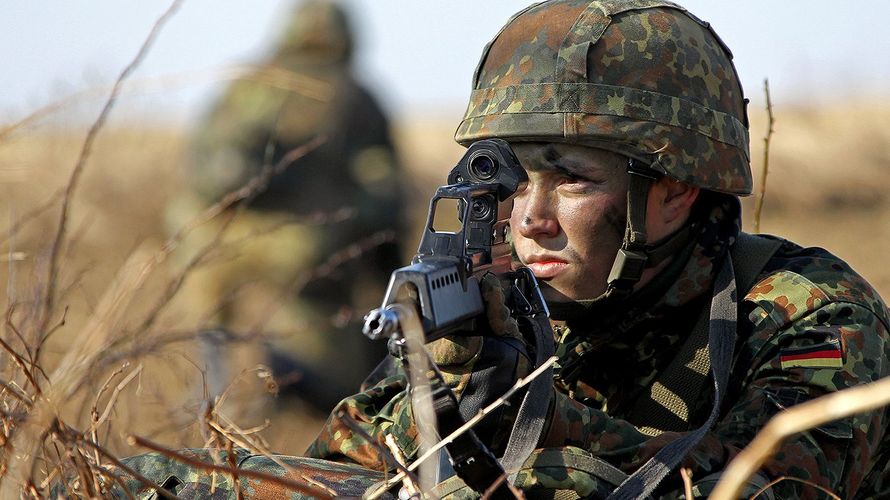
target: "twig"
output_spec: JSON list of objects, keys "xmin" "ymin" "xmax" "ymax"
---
[
  {"xmin": 0, "ymin": 63, "xmax": 333, "ymax": 142},
  {"xmin": 482, "ymin": 473, "xmax": 524, "ymax": 500},
  {"xmin": 753, "ymin": 78, "xmax": 775, "ymax": 234},
  {"xmin": 365, "ymin": 356, "xmax": 559, "ymax": 500},
  {"xmin": 384, "ymin": 434, "xmax": 418, "ymax": 497},
  {"xmin": 224, "ymin": 439, "xmax": 243, "ymax": 500},
  {"xmin": 680, "ymin": 467, "xmax": 694, "ymax": 500},
  {"xmin": 93, "ymin": 364, "xmax": 144, "ymax": 429},
  {"xmin": 711, "ymin": 375, "xmax": 890, "ymax": 499},
  {"xmin": 5, "ymin": 303, "xmax": 34, "ymax": 365},
  {"xmin": 748, "ymin": 476, "xmax": 842, "ymax": 500},
  {"xmin": 94, "ymin": 465, "xmax": 138, "ymax": 500},
  {"xmin": 246, "ymin": 229, "xmax": 397, "ymax": 337},
  {"xmin": 333, "ymin": 409, "xmax": 421, "ymax": 487},
  {"xmin": 32, "ymin": 306, "xmax": 68, "ymax": 380},
  {"xmin": 213, "ymin": 365, "xmax": 271, "ymax": 412},
  {"xmin": 88, "ymin": 363, "xmax": 132, "ymax": 468},
  {"xmin": 208, "ymin": 416, "xmax": 338, "ymax": 497},
  {"xmin": 0, "ymin": 189, "xmax": 64, "ymax": 248},
  {"xmin": 136, "ymin": 137, "xmax": 324, "ymax": 334},
  {"xmin": 128, "ymin": 434, "xmax": 336, "ymax": 498},
  {"xmin": 0, "ymin": 379, "xmax": 33, "ymax": 407},
  {"xmin": 0, "ymin": 335, "xmax": 42, "ymax": 395},
  {"xmin": 75, "ymin": 437, "xmax": 182, "ymax": 500},
  {"xmin": 36, "ymin": 0, "xmax": 185, "ymax": 337}
]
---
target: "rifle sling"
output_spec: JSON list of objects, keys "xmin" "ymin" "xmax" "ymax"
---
[
  {"xmin": 606, "ymin": 233, "xmax": 781, "ymax": 499},
  {"xmin": 499, "ymin": 310, "xmax": 556, "ymax": 482}
]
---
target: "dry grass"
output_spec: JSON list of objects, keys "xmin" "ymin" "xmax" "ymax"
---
[{"xmin": 2, "ymin": 29, "xmax": 889, "ymax": 494}]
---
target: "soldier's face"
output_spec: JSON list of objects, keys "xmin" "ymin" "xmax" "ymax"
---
[{"xmin": 510, "ymin": 143, "xmax": 628, "ymax": 302}]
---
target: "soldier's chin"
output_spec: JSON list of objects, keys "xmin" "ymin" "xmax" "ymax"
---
[{"xmin": 537, "ymin": 281, "xmax": 574, "ymax": 304}]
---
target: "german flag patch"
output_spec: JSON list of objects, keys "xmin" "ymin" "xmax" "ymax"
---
[{"xmin": 780, "ymin": 340, "xmax": 844, "ymax": 370}]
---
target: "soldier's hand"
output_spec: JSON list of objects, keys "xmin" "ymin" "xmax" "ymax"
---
[
  {"xmin": 426, "ymin": 273, "xmax": 527, "ymax": 394},
  {"xmin": 422, "ymin": 273, "xmax": 532, "ymax": 454}
]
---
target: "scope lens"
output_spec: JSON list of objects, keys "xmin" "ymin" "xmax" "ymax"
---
[
  {"xmin": 469, "ymin": 153, "xmax": 498, "ymax": 180},
  {"xmin": 471, "ymin": 198, "xmax": 492, "ymax": 220}
]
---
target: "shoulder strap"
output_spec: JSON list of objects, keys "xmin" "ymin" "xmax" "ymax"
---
[
  {"xmin": 731, "ymin": 232, "xmax": 784, "ymax": 295},
  {"xmin": 628, "ymin": 232, "xmax": 782, "ymax": 435},
  {"xmin": 608, "ymin": 233, "xmax": 781, "ymax": 499}
]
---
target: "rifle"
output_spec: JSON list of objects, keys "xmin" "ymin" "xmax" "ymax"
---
[
  {"xmin": 363, "ymin": 138, "xmax": 546, "ymax": 343},
  {"xmin": 361, "ymin": 139, "xmax": 553, "ymax": 497}
]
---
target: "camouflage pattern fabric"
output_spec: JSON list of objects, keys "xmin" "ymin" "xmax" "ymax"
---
[
  {"xmin": 304, "ymin": 1, "xmax": 890, "ymax": 497},
  {"xmin": 167, "ymin": 0, "xmax": 404, "ymax": 408},
  {"xmin": 455, "ymin": 0, "xmax": 752, "ymax": 195},
  {"xmin": 307, "ymin": 193, "xmax": 890, "ymax": 498},
  {"xmin": 52, "ymin": 448, "xmax": 395, "ymax": 499}
]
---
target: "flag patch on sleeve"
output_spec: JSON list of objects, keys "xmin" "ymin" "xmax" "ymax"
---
[{"xmin": 780, "ymin": 341, "xmax": 844, "ymax": 370}]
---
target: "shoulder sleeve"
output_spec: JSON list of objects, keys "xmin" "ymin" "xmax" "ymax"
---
[
  {"xmin": 541, "ymin": 268, "xmax": 890, "ymax": 498},
  {"xmin": 304, "ymin": 374, "xmax": 417, "ymax": 471}
]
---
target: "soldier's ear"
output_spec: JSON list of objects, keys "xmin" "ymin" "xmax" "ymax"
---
[{"xmin": 649, "ymin": 177, "xmax": 699, "ymax": 228}]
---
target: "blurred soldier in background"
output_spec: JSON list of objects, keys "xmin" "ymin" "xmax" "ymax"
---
[{"xmin": 167, "ymin": 0, "xmax": 403, "ymax": 413}]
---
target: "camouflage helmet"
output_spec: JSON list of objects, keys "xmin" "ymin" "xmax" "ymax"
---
[
  {"xmin": 274, "ymin": 0, "xmax": 354, "ymax": 65},
  {"xmin": 455, "ymin": 0, "xmax": 752, "ymax": 196}
]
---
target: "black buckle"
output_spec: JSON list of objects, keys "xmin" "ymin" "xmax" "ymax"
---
[
  {"xmin": 626, "ymin": 158, "xmax": 661, "ymax": 180},
  {"xmin": 607, "ymin": 248, "xmax": 648, "ymax": 291}
]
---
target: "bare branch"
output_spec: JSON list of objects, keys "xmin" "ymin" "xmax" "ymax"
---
[
  {"xmin": 93, "ymin": 364, "xmax": 144, "ymax": 430},
  {"xmin": 0, "ymin": 379, "xmax": 33, "ymax": 408},
  {"xmin": 246, "ymin": 229, "xmax": 397, "ymax": 338},
  {"xmin": 0, "ymin": 189, "xmax": 64, "ymax": 248},
  {"xmin": 128, "ymin": 434, "xmax": 336, "ymax": 498},
  {"xmin": 753, "ymin": 79, "xmax": 775, "ymax": 233},
  {"xmin": 36, "ymin": 0, "xmax": 186, "ymax": 336},
  {"xmin": 333, "ymin": 409, "xmax": 421, "ymax": 488},
  {"xmin": 0, "ymin": 63, "xmax": 334, "ymax": 142},
  {"xmin": 365, "ymin": 355, "xmax": 559, "ymax": 500},
  {"xmin": 712, "ymin": 376, "xmax": 890, "ymax": 499},
  {"xmin": 748, "ymin": 476, "xmax": 842, "ymax": 500},
  {"xmin": 136, "ymin": 137, "xmax": 324, "ymax": 334},
  {"xmin": 209, "ymin": 415, "xmax": 337, "ymax": 497},
  {"xmin": 75, "ymin": 437, "xmax": 182, "ymax": 500},
  {"xmin": 0, "ymin": 333, "xmax": 42, "ymax": 395}
]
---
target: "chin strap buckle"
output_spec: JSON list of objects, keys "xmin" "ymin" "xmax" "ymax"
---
[{"xmin": 607, "ymin": 248, "xmax": 648, "ymax": 294}]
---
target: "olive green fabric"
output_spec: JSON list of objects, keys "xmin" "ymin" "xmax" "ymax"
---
[{"xmin": 167, "ymin": 0, "xmax": 404, "ymax": 409}]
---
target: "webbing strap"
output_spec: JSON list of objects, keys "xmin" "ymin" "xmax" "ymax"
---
[
  {"xmin": 500, "ymin": 274, "xmax": 556, "ymax": 482},
  {"xmin": 607, "ymin": 233, "xmax": 781, "ymax": 498},
  {"xmin": 606, "ymin": 163, "xmax": 654, "ymax": 297},
  {"xmin": 606, "ymin": 254, "xmax": 737, "ymax": 500},
  {"xmin": 628, "ymin": 233, "xmax": 782, "ymax": 435},
  {"xmin": 499, "ymin": 314, "xmax": 555, "ymax": 481}
]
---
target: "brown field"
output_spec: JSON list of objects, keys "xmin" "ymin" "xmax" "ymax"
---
[{"xmin": 0, "ymin": 97, "xmax": 889, "ymax": 492}]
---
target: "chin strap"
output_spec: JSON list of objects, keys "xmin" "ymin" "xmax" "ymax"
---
[{"xmin": 606, "ymin": 159, "xmax": 693, "ymax": 298}]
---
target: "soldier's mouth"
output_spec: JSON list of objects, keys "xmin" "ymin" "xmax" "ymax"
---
[{"xmin": 525, "ymin": 260, "xmax": 568, "ymax": 279}]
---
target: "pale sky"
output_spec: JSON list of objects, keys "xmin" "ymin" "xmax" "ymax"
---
[{"xmin": 3, "ymin": 1, "xmax": 889, "ymax": 127}]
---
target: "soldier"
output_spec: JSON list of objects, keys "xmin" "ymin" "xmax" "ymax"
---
[
  {"xmin": 169, "ymin": 0, "xmax": 402, "ymax": 411},
  {"xmin": 306, "ymin": 1, "xmax": 890, "ymax": 498}
]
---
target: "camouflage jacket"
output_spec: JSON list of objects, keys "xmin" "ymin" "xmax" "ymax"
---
[{"xmin": 306, "ymin": 195, "xmax": 890, "ymax": 499}]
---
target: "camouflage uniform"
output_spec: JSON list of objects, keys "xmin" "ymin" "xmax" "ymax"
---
[
  {"xmin": 90, "ymin": 1, "xmax": 889, "ymax": 498},
  {"xmin": 169, "ymin": 0, "xmax": 403, "ymax": 408},
  {"xmin": 307, "ymin": 1, "xmax": 890, "ymax": 498}
]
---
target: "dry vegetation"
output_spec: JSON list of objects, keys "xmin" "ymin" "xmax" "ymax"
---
[
  {"xmin": 2, "ymin": 14, "xmax": 890, "ymax": 495},
  {"xmin": 2, "ymin": 97, "xmax": 889, "ymax": 496}
]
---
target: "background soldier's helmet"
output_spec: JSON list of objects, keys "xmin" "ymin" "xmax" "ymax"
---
[
  {"xmin": 275, "ymin": 0, "xmax": 354, "ymax": 65},
  {"xmin": 455, "ymin": 0, "xmax": 753, "ymax": 196}
]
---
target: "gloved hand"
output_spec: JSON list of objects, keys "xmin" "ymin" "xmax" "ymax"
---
[
  {"xmin": 426, "ymin": 272, "xmax": 527, "ymax": 395},
  {"xmin": 424, "ymin": 272, "xmax": 532, "ymax": 454}
]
